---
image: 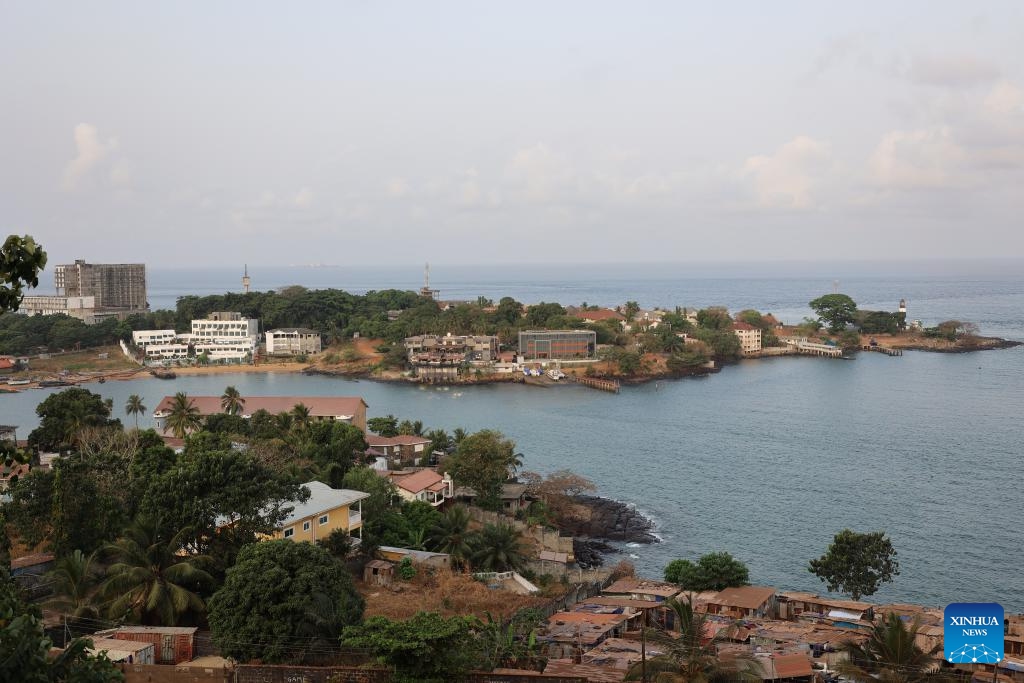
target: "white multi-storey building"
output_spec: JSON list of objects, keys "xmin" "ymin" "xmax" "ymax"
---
[
  {"xmin": 191, "ymin": 312, "xmax": 259, "ymax": 339},
  {"xmin": 731, "ymin": 322, "xmax": 763, "ymax": 354},
  {"xmin": 132, "ymin": 330, "xmax": 177, "ymax": 347}
]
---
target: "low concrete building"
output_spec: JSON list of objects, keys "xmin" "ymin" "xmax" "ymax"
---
[
  {"xmin": 86, "ymin": 637, "xmax": 155, "ymax": 665},
  {"xmin": 387, "ymin": 468, "xmax": 453, "ymax": 507},
  {"xmin": 266, "ymin": 328, "xmax": 322, "ymax": 356},
  {"xmin": 704, "ymin": 585, "xmax": 777, "ymax": 619},
  {"xmin": 377, "ymin": 546, "xmax": 451, "ymax": 568},
  {"xmin": 17, "ymin": 295, "xmax": 98, "ymax": 323},
  {"xmin": 365, "ymin": 434, "xmax": 432, "ymax": 463}
]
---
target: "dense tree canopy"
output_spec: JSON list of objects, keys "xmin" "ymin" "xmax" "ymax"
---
[
  {"xmin": 809, "ymin": 294, "xmax": 858, "ymax": 333},
  {"xmin": 808, "ymin": 529, "xmax": 899, "ymax": 601},
  {"xmin": 664, "ymin": 552, "xmax": 750, "ymax": 591},
  {"xmin": 29, "ymin": 388, "xmax": 122, "ymax": 452},
  {"xmin": 442, "ymin": 430, "xmax": 519, "ymax": 511},
  {"xmin": 341, "ymin": 612, "xmax": 483, "ymax": 682},
  {"xmin": 209, "ymin": 540, "xmax": 364, "ymax": 664}
]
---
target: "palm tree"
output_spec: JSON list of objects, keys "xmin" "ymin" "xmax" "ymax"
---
[
  {"xmin": 101, "ymin": 517, "xmax": 214, "ymax": 626},
  {"xmin": 427, "ymin": 505, "xmax": 473, "ymax": 567},
  {"xmin": 165, "ymin": 392, "xmax": 202, "ymax": 439},
  {"xmin": 291, "ymin": 403, "xmax": 312, "ymax": 431},
  {"xmin": 626, "ymin": 597, "xmax": 759, "ymax": 682},
  {"xmin": 837, "ymin": 613, "xmax": 943, "ymax": 683},
  {"xmin": 45, "ymin": 550, "xmax": 105, "ymax": 631},
  {"xmin": 469, "ymin": 523, "xmax": 527, "ymax": 572},
  {"xmin": 220, "ymin": 386, "xmax": 244, "ymax": 416},
  {"xmin": 125, "ymin": 394, "xmax": 146, "ymax": 430}
]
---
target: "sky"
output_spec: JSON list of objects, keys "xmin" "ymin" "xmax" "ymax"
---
[{"xmin": 2, "ymin": 1, "xmax": 1024, "ymax": 268}]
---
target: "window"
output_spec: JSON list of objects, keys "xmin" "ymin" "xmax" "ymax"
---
[
  {"xmin": 283, "ymin": 527, "xmax": 294, "ymax": 538},
  {"xmin": 303, "ymin": 521, "xmax": 311, "ymax": 532},
  {"xmin": 318, "ymin": 514, "xmax": 329, "ymax": 525}
]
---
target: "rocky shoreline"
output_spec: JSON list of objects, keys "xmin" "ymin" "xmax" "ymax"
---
[{"xmin": 558, "ymin": 495, "xmax": 659, "ymax": 568}]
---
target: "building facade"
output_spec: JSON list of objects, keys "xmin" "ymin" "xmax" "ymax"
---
[
  {"xmin": 273, "ymin": 481, "xmax": 369, "ymax": 543},
  {"xmin": 266, "ymin": 328, "xmax": 322, "ymax": 355},
  {"xmin": 190, "ymin": 312, "xmax": 259, "ymax": 339},
  {"xmin": 518, "ymin": 330, "xmax": 597, "ymax": 360},
  {"xmin": 732, "ymin": 322, "xmax": 763, "ymax": 354},
  {"xmin": 17, "ymin": 295, "xmax": 98, "ymax": 323},
  {"xmin": 404, "ymin": 334, "xmax": 499, "ymax": 362},
  {"xmin": 54, "ymin": 260, "xmax": 147, "ymax": 311}
]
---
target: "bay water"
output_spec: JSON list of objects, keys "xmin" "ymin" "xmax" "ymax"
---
[{"xmin": 4, "ymin": 264, "xmax": 1023, "ymax": 610}]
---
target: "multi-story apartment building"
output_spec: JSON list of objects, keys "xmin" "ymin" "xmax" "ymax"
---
[
  {"xmin": 17, "ymin": 295, "xmax": 98, "ymax": 323},
  {"xmin": 54, "ymin": 260, "xmax": 147, "ymax": 311},
  {"xmin": 404, "ymin": 334, "xmax": 499, "ymax": 362},
  {"xmin": 132, "ymin": 330, "xmax": 177, "ymax": 347},
  {"xmin": 731, "ymin": 322, "xmax": 763, "ymax": 354}
]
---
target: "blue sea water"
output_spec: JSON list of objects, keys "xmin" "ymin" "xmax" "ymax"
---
[{"xmin": 5, "ymin": 262, "xmax": 1024, "ymax": 611}]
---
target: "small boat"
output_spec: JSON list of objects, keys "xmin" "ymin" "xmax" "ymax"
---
[
  {"xmin": 6, "ymin": 379, "xmax": 30, "ymax": 386},
  {"xmin": 39, "ymin": 379, "xmax": 72, "ymax": 388}
]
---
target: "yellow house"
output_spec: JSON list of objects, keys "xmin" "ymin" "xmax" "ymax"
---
[{"xmin": 272, "ymin": 481, "xmax": 370, "ymax": 544}]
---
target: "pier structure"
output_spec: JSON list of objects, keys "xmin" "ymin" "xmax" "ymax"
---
[
  {"xmin": 862, "ymin": 344, "xmax": 903, "ymax": 356},
  {"xmin": 781, "ymin": 337, "xmax": 845, "ymax": 358},
  {"xmin": 572, "ymin": 375, "xmax": 620, "ymax": 393}
]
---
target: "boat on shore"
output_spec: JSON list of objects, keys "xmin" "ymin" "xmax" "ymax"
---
[
  {"xmin": 38, "ymin": 379, "xmax": 73, "ymax": 388},
  {"xmin": 6, "ymin": 379, "xmax": 31, "ymax": 386}
]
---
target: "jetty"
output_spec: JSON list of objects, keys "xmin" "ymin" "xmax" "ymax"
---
[
  {"xmin": 571, "ymin": 375, "xmax": 620, "ymax": 393},
  {"xmin": 862, "ymin": 344, "xmax": 902, "ymax": 356},
  {"xmin": 781, "ymin": 338, "xmax": 845, "ymax": 358}
]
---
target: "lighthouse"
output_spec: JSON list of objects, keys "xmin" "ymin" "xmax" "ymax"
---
[{"xmin": 898, "ymin": 298, "xmax": 907, "ymax": 330}]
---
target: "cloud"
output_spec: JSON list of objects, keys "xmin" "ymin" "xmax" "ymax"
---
[
  {"xmin": 905, "ymin": 54, "xmax": 1000, "ymax": 88},
  {"xmin": 869, "ymin": 126, "xmax": 966, "ymax": 190},
  {"xmin": 62, "ymin": 123, "xmax": 117, "ymax": 190},
  {"xmin": 742, "ymin": 136, "xmax": 831, "ymax": 208}
]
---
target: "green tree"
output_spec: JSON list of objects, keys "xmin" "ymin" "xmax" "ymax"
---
[
  {"xmin": 101, "ymin": 517, "xmax": 214, "ymax": 625},
  {"xmin": 5, "ymin": 469, "xmax": 55, "ymax": 548},
  {"xmin": 28, "ymin": 388, "xmax": 122, "ymax": 452},
  {"xmin": 220, "ymin": 385, "xmax": 244, "ymax": 415},
  {"xmin": 427, "ymin": 505, "xmax": 473, "ymax": 566},
  {"xmin": 2, "ymin": 568, "xmax": 123, "ymax": 683},
  {"xmin": 209, "ymin": 540, "xmax": 364, "ymax": 664},
  {"xmin": 291, "ymin": 402, "xmax": 312, "ymax": 432},
  {"xmin": 470, "ymin": 523, "xmax": 527, "ymax": 572},
  {"xmin": 125, "ymin": 394, "xmax": 146, "ymax": 430},
  {"xmin": 51, "ymin": 453, "xmax": 132, "ymax": 556},
  {"xmin": 696, "ymin": 307, "xmax": 732, "ymax": 331},
  {"xmin": 44, "ymin": 550, "xmax": 105, "ymax": 632},
  {"xmin": 664, "ymin": 552, "xmax": 750, "ymax": 591},
  {"xmin": 622, "ymin": 301, "xmax": 640, "ymax": 322},
  {"xmin": 341, "ymin": 612, "xmax": 483, "ymax": 682},
  {"xmin": 809, "ymin": 293, "xmax": 858, "ymax": 333},
  {"xmin": 164, "ymin": 392, "xmax": 202, "ymax": 439},
  {"xmin": 808, "ymin": 529, "xmax": 899, "ymax": 601},
  {"xmin": 368, "ymin": 414, "xmax": 399, "ymax": 437},
  {"xmin": 443, "ymin": 430, "xmax": 519, "ymax": 511},
  {"xmin": 1, "ymin": 234, "xmax": 47, "ymax": 314},
  {"xmin": 836, "ymin": 612, "xmax": 942, "ymax": 683},
  {"xmin": 625, "ymin": 596, "xmax": 758, "ymax": 683}
]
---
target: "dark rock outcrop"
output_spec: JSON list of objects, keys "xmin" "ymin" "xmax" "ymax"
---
[{"xmin": 558, "ymin": 495, "xmax": 659, "ymax": 544}]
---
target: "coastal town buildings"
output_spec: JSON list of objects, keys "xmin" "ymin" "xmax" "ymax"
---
[
  {"xmin": 152, "ymin": 395, "xmax": 368, "ymax": 433},
  {"xmin": 568, "ymin": 308, "xmax": 625, "ymax": 325},
  {"xmin": 272, "ymin": 480, "xmax": 369, "ymax": 543},
  {"xmin": 365, "ymin": 434, "xmax": 432, "ymax": 463},
  {"xmin": 518, "ymin": 329, "xmax": 597, "ymax": 360},
  {"xmin": 265, "ymin": 328, "xmax": 322, "ymax": 356},
  {"xmin": 732, "ymin": 321, "xmax": 763, "ymax": 354},
  {"xmin": 404, "ymin": 333, "xmax": 499, "ymax": 381},
  {"xmin": 190, "ymin": 311, "xmax": 259, "ymax": 340},
  {"xmin": 384, "ymin": 468, "xmax": 453, "ymax": 507}
]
